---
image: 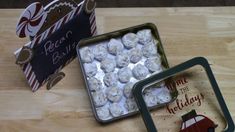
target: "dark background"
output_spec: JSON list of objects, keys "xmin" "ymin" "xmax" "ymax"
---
[{"xmin": 0, "ymin": 0, "xmax": 234, "ymax": 8}]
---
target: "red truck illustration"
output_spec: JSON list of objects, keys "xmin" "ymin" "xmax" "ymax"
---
[{"xmin": 180, "ymin": 110, "xmax": 217, "ymax": 132}]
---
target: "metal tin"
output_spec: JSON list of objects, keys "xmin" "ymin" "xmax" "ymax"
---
[
  {"xmin": 76, "ymin": 23, "xmax": 178, "ymax": 123},
  {"xmin": 132, "ymin": 57, "xmax": 235, "ymax": 132}
]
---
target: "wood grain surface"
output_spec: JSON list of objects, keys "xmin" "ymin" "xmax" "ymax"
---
[{"xmin": 0, "ymin": 7, "xmax": 234, "ymax": 131}]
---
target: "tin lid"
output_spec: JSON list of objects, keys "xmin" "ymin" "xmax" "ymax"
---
[{"xmin": 132, "ymin": 57, "xmax": 234, "ymax": 132}]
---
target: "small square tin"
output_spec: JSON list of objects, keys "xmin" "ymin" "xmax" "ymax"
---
[{"xmin": 76, "ymin": 23, "xmax": 178, "ymax": 123}]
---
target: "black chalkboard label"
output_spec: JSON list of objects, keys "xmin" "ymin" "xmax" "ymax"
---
[{"xmin": 32, "ymin": 11, "xmax": 92, "ymax": 84}]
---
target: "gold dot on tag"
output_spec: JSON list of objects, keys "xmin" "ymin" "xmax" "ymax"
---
[
  {"xmin": 85, "ymin": 0, "xmax": 96, "ymax": 14},
  {"xmin": 16, "ymin": 46, "xmax": 34, "ymax": 65},
  {"xmin": 47, "ymin": 72, "xmax": 65, "ymax": 90}
]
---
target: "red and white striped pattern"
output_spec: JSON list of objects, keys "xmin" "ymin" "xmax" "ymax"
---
[
  {"xmin": 22, "ymin": 63, "xmax": 40, "ymax": 92},
  {"xmin": 22, "ymin": 4, "xmax": 83, "ymax": 92},
  {"xmin": 89, "ymin": 11, "xmax": 97, "ymax": 36},
  {"xmin": 19, "ymin": 2, "xmax": 97, "ymax": 92}
]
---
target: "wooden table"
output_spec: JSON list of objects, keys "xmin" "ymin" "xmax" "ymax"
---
[{"xmin": 0, "ymin": 7, "xmax": 234, "ymax": 131}]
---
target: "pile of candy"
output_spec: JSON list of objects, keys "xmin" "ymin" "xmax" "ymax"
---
[{"xmin": 79, "ymin": 29, "xmax": 171, "ymax": 121}]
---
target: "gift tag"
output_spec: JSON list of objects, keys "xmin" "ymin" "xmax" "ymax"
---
[{"xmin": 14, "ymin": 0, "xmax": 97, "ymax": 92}]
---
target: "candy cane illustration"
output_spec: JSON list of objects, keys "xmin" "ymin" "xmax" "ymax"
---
[{"xmin": 16, "ymin": 2, "xmax": 47, "ymax": 38}]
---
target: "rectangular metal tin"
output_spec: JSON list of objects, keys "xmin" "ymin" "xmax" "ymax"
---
[{"xmin": 76, "ymin": 23, "xmax": 178, "ymax": 123}]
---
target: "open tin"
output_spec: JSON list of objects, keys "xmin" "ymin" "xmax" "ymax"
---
[{"xmin": 76, "ymin": 23, "xmax": 178, "ymax": 123}]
